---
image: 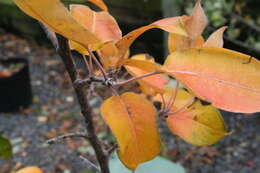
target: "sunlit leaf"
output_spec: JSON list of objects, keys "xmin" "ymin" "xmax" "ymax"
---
[
  {"xmin": 100, "ymin": 92, "xmax": 161, "ymax": 170},
  {"xmin": 87, "ymin": 0, "xmax": 108, "ymax": 11},
  {"xmin": 14, "ymin": 0, "xmax": 100, "ymax": 46},
  {"xmin": 184, "ymin": 0, "xmax": 207, "ymax": 39},
  {"xmin": 167, "ymin": 105, "xmax": 228, "ymax": 146},
  {"xmin": 204, "ymin": 26, "xmax": 227, "ymax": 48},
  {"xmin": 124, "ymin": 54, "xmax": 168, "ymax": 95},
  {"xmin": 163, "ymin": 47, "xmax": 260, "ymax": 113}
]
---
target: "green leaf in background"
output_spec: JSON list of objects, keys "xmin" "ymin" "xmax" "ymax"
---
[
  {"xmin": 109, "ymin": 153, "xmax": 186, "ymax": 173},
  {"xmin": 0, "ymin": 131, "xmax": 12, "ymax": 160}
]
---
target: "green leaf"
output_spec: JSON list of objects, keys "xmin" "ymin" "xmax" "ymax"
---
[{"xmin": 0, "ymin": 133, "xmax": 12, "ymax": 160}]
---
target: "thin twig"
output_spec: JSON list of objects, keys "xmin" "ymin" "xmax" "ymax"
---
[
  {"xmin": 46, "ymin": 132, "xmax": 88, "ymax": 145},
  {"xmin": 165, "ymin": 80, "xmax": 179, "ymax": 112},
  {"xmin": 107, "ymin": 144, "xmax": 118, "ymax": 156},
  {"xmin": 86, "ymin": 46, "xmax": 107, "ymax": 79},
  {"xmin": 82, "ymin": 55, "xmax": 92, "ymax": 74},
  {"xmin": 168, "ymin": 96, "xmax": 196, "ymax": 115},
  {"xmin": 113, "ymin": 72, "xmax": 161, "ymax": 86},
  {"xmin": 79, "ymin": 155, "xmax": 101, "ymax": 173},
  {"xmin": 160, "ymin": 93, "xmax": 166, "ymax": 111}
]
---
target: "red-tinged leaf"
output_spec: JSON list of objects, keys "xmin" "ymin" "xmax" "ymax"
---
[
  {"xmin": 168, "ymin": 33, "xmax": 204, "ymax": 53},
  {"xmin": 167, "ymin": 105, "xmax": 228, "ymax": 146},
  {"xmin": 14, "ymin": 0, "xmax": 100, "ymax": 46},
  {"xmin": 184, "ymin": 0, "xmax": 207, "ymax": 39},
  {"xmin": 204, "ymin": 26, "xmax": 227, "ymax": 48},
  {"xmin": 116, "ymin": 16, "xmax": 188, "ymax": 58},
  {"xmin": 163, "ymin": 47, "xmax": 260, "ymax": 113},
  {"xmin": 87, "ymin": 0, "xmax": 108, "ymax": 11},
  {"xmin": 100, "ymin": 92, "xmax": 161, "ymax": 170},
  {"xmin": 69, "ymin": 4, "xmax": 121, "ymax": 54},
  {"xmin": 124, "ymin": 54, "xmax": 169, "ymax": 95},
  {"xmin": 70, "ymin": 5, "xmax": 121, "ymax": 42}
]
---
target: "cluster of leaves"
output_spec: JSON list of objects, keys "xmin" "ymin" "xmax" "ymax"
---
[
  {"xmin": 14, "ymin": 0, "xmax": 260, "ymax": 171},
  {"xmin": 185, "ymin": 0, "xmax": 260, "ymax": 50}
]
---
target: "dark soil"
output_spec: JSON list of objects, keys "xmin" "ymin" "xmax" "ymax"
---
[{"xmin": 0, "ymin": 33, "xmax": 260, "ymax": 173}]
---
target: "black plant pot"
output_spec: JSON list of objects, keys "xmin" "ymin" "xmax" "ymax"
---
[{"xmin": 0, "ymin": 57, "xmax": 32, "ymax": 113}]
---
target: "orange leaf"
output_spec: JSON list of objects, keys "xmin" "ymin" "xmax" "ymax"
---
[
  {"xmin": 14, "ymin": 0, "xmax": 100, "ymax": 46},
  {"xmin": 70, "ymin": 5, "xmax": 121, "ymax": 42},
  {"xmin": 87, "ymin": 0, "xmax": 108, "ymax": 11},
  {"xmin": 168, "ymin": 34, "xmax": 204, "ymax": 52},
  {"xmin": 100, "ymin": 92, "xmax": 161, "ymax": 170},
  {"xmin": 163, "ymin": 47, "xmax": 260, "ymax": 113},
  {"xmin": 204, "ymin": 26, "xmax": 227, "ymax": 48},
  {"xmin": 116, "ymin": 16, "xmax": 188, "ymax": 59},
  {"xmin": 167, "ymin": 105, "xmax": 227, "ymax": 146},
  {"xmin": 184, "ymin": 0, "xmax": 207, "ymax": 39},
  {"xmin": 16, "ymin": 166, "xmax": 43, "ymax": 173},
  {"xmin": 124, "ymin": 54, "xmax": 169, "ymax": 95}
]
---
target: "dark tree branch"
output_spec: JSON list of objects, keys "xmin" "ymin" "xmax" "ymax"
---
[{"xmin": 56, "ymin": 34, "xmax": 110, "ymax": 173}]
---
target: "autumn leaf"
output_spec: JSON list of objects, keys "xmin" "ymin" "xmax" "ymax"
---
[
  {"xmin": 154, "ymin": 89, "xmax": 227, "ymax": 146},
  {"xmin": 204, "ymin": 26, "xmax": 227, "ymax": 48},
  {"xmin": 163, "ymin": 47, "xmax": 260, "ymax": 113},
  {"xmin": 69, "ymin": 4, "xmax": 121, "ymax": 55},
  {"xmin": 167, "ymin": 0, "xmax": 207, "ymax": 53},
  {"xmin": 100, "ymin": 92, "xmax": 161, "ymax": 170},
  {"xmin": 124, "ymin": 54, "xmax": 168, "ymax": 95},
  {"xmin": 168, "ymin": 34, "xmax": 204, "ymax": 52},
  {"xmin": 167, "ymin": 105, "xmax": 228, "ymax": 146},
  {"xmin": 184, "ymin": 0, "xmax": 207, "ymax": 39},
  {"xmin": 16, "ymin": 166, "xmax": 43, "ymax": 173},
  {"xmin": 87, "ymin": 0, "xmax": 108, "ymax": 11},
  {"xmin": 116, "ymin": 16, "xmax": 188, "ymax": 60},
  {"xmin": 14, "ymin": 0, "xmax": 100, "ymax": 47}
]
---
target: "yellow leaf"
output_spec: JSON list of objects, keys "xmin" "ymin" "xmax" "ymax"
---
[
  {"xmin": 14, "ymin": 0, "xmax": 100, "ymax": 46},
  {"xmin": 16, "ymin": 166, "xmax": 43, "ymax": 173},
  {"xmin": 204, "ymin": 26, "xmax": 227, "ymax": 48},
  {"xmin": 163, "ymin": 47, "xmax": 260, "ymax": 113},
  {"xmin": 167, "ymin": 105, "xmax": 228, "ymax": 146},
  {"xmin": 184, "ymin": 0, "xmax": 207, "ymax": 39},
  {"xmin": 87, "ymin": 0, "xmax": 108, "ymax": 11},
  {"xmin": 124, "ymin": 54, "xmax": 169, "ymax": 95},
  {"xmin": 154, "ymin": 88, "xmax": 200, "ymax": 111},
  {"xmin": 100, "ymin": 92, "xmax": 161, "ymax": 170}
]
